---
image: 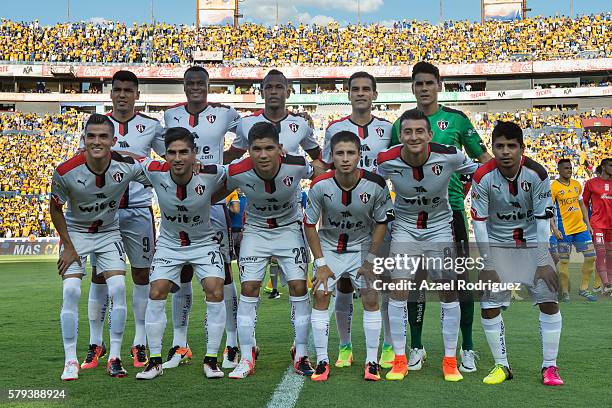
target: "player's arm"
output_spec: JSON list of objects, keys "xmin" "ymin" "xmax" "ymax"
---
[
  {"xmin": 319, "ymin": 127, "xmax": 334, "ymax": 171},
  {"xmin": 532, "ymin": 175, "xmax": 559, "ymax": 291},
  {"xmin": 301, "ymin": 123, "xmax": 326, "ymax": 177},
  {"xmin": 389, "ymin": 118, "xmax": 401, "ymax": 147},
  {"xmin": 470, "ymin": 175, "xmax": 493, "ymax": 269},
  {"xmin": 49, "ymin": 173, "xmax": 80, "ymax": 275},
  {"xmin": 578, "ymin": 194, "xmax": 594, "ymax": 236},
  {"xmin": 455, "ymin": 150, "xmax": 480, "ymax": 175},
  {"xmin": 224, "ymin": 119, "xmax": 247, "ymax": 164},
  {"xmin": 152, "ymin": 121, "xmax": 166, "ymax": 157},
  {"xmin": 550, "ymin": 217, "xmax": 563, "ymax": 240},
  {"xmin": 459, "ymin": 116, "xmax": 492, "ymax": 163},
  {"xmin": 210, "ymin": 165, "xmax": 231, "ymax": 203},
  {"xmin": 582, "ymin": 180, "xmax": 592, "ymax": 212},
  {"xmin": 304, "ymin": 186, "xmax": 335, "ymax": 294}
]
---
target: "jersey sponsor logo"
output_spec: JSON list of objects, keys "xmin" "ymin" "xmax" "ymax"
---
[
  {"xmin": 323, "ymin": 193, "xmax": 334, "ymax": 201},
  {"xmin": 375, "ymin": 127, "xmax": 384, "ymax": 137},
  {"xmin": 402, "ymin": 196, "xmax": 441, "ymax": 207},
  {"xmin": 118, "ymin": 141, "xmax": 130, "ymax": 148},
  {"xmin": 160, "ymin": 182, "xmax": 170, "ymax": 192},
  {"xmin": 327, "ymin": 216, "xmax": 364, "ymax": 230},
  {"xmin": 78, "ymin": 200, "xmax": 117, "ymax": 213},
  {"xmin": 431, "ymin": 164, "xmax": 443, "ymax": 175},
  {"xmin": 253, "ymin": 202, "xmax": 293, "ymax": 212},
  {"xmin": 173, "ymin": 116, "xmax": 180, "ymax": 122},
  {"xmin": 341, "ymin": 210, "xmax": 353, "ymax": 218},
  {"xmin": 283, "ymin": 176, "xmax": 294, "ymax": 187},
  {"xmin": 163, "ymin": 212, "xmax": 202, "ymax": 223},
  {"xmin": 605, "ymin": 184, "xmax": 609, "ymax": 192},
  {"xmin": 437, "ymin": 120, "xmax": 449, "ymax": 131},
  {"xmin": 492, "ymin": 184, "xmax": 501, "ymax": 192},
  {"xmin": 245, "ymin": 183, "xmax": 256, "ymax": 191},
  {"xmin": 414, "ymin": 186, "xmax": 428, "ymax": 193},
  {"xmin": 573, "ymin": 186, "xmax": 579, "ymax": 194},
  {"xmin": 206, "ymin": 114, "xmax": 216, "ymax": 124},
  {"xmin": 521, "ymin": 181, "xmax": 531, "ymax": 192},
  {"xmin": 96, "ymin": 193, "xmax": 107, "ymax": 199},
  {"xmin": 76, "ymin": 179, "xmax": 87, "ymax": 188},
  {"xmin": 135, "ymin": 124, "xmax": 146, "ymax": 133},
  {"xmin": 496, "ymin": 209, "xmax": 533, "ymax": 221},
  {"xmin": 390, "ymin": 169, "xmax": 405, "ymax": 176},
  {"xmin": 194, "ymin": 184, "xmax": 205, "ymax": 195},
  {"xmin": 559, "ymin": 189, "xmax": 565, "ymax": 196},
  {"xmin": 112, "ymin": 172, "xmax": 124, "ymax": 183},
  {"xmin": 509, "ymin": 201, "xmax": 522, "ymax": 208},
  {"xmin": 359, "ymin": 192, "xmax": 371, "ymax": 204},
  {"xmin": 288, "ymin": 123, "xmax": 299, "ymax": 133},
  {"xmin": 191, "ymin": 131, "xmax": 200, "ymax": 139}
]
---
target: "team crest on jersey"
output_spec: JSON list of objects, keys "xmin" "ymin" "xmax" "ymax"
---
[
  {"xmin": 437, "ymin": 120, "xmax": 449, "ymax": 131},
  {"xmin": 375, "ymin": 127, "xmax": 384, "ymax": 137},
  {"xmin": 605, "ymin": 184, "xmax": 609, "ymax": 192},
  {"xmin": 112, "ymin": 172, "xmax": 124, "ymax": 183},
  {"xmin": 194, "ymin": 184, "xmax": 205, "ymax": 195},
  {"xmin": 283, "ymin": 176, "xmax": 294, "ymax": 187},
  {"xmin": 431, "ymin": 164, "xmax": 443, "ymax": 175},
  {"xmin": 360, "ymin": 192, "xmax": 371, "ymax": 204},
  {"xmin": 521, "ymin": 181, "xmax": 531, "ymax": 192},
  {"xmin": 288, "ymin": 123, "xmax": 299, "ymax": 133},
  {"xmin": 135, "ymin": 124, "xmax": 146, "ymax": 133},
  {"xmin": 206, "ymin": 114, "xmax": 216, "ymax": 124},
  {"xmin": 559, "ymin": 189, "xmax": 565, "ymax": 195},
  {"xmin": 573, "ymin": 186, "xmax": 579, "ymax": 194}
]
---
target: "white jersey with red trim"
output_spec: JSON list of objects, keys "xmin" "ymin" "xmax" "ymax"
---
[
  {"xmin": 470, "ymin": 156, "xmax": 554, "ymax": 246},
  {"xmin": 50, "ymin": 152, "xmax": 150, "ymax": 233},
  {"xmin": 164, "ymin": 102, "xmax": 240, "ymax": 165},
  {"xmin": 231, "ymin": 110, "xmax": 320, "ymax": 157},
  {"xmin": 304, "ymin": 170, "xmax": 394, "ymax": 253},
  {"xmin": 225, "ymin": 155, "xmax": 313, "ymax": 229},
  {"xmin": 140, "ymin": 158, "xmax": 226, "ymax": 249},
  {"xmin": 377, "ymin": 143, "xmax": 478, "ymax": 233},
  {"xmin": 80, "ymin": 112, "xmax": 165, "ymax": 208},
  {"xmin": 323, "ymin": 115, "xmax": 392, "ymax": 172}
]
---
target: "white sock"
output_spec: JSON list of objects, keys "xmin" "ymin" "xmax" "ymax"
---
[
  {"xmin": 290, "ymin": 294, "xmax": 311, "ymax": 362},
  {"xmin": 106, "ymin": 275, "xmax": 127, "ymax": 360},
  {"xmin": 145, "ymin": 299, "xmax": 167, "ymax": 356},
  {"xmin": 237, "ymin": 295, "xmax": 258, "ymax": 362},
  {"xmin": 311, "ymin": 308, "xmax": 330, "ymax": 363},
  {"xmin": 205, "ymin": 301, "xmax": 226, "ymax": 357},
  {"xmin": 172, "ymin": 281, "xmax": 192, "ymax": 347},
  {"xmin": 363, "ymin": 310, "xmax": 382, "ymax": 363},
  {"xmin": 387, "ymin": 298, "xmax": 407, "ymax": 356},
  {"xmin": 87, "ymin": 282, "xmax": 108, "ymax": 346},
  {"xmin": 61, "ymin": 278, "xmax": 81, "ymax": 363},
  {"xmin": 481, "ymin": 314, "xmax": 509, "ymax": 367},
  {"xmin": 440, "ymin": 301, "xmax": 460, "ymax": 358},
  {"xmin": 540, "ymin": 311, "xmax": 562, "ymax": 368},
  {"xmin": 223, "ymin": 283, "xmax": 238, "ymax": 348},
  {"xmin": 380, "ymin": 293, "xmax": 392, "ymax": 346},
  {"xmin": 334, "ymin": 290, "xmax": 353, "ymax": 346},
  {"xmin": 132, "ymin": 284, "xmax": 149, "ymax": 346}
]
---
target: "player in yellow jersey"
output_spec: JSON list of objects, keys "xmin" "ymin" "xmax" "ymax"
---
[{"xmin": 549, "ymin": 159, "xmax": 599, "ymax": 302}]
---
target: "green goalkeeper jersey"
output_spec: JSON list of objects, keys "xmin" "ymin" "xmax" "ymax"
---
[{"xmin": 389, "ymin": 105, "xmax": 487, "ymax": 211}]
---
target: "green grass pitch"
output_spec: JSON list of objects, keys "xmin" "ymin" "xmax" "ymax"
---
[{"xmin": 0, "ymin": 258, "xmax": 610, "ymax": 407}]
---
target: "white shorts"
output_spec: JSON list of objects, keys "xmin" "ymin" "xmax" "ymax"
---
[
  {"xmin": 314, "ymin": 250, "xmax": 367, "ymax": 292},
  {"xmin": 211, "ymin": 204, "xmax": 232, "ymax": 263},
  {"xmin": 150, "ymin": 244, "xmax": 224, "ymax": 291},
  {"xmin": 90, "ymin": 207, "xmax": 155, "ymax": 269},
  {"xmin": 480, "ymin": 246, "xmax": 558, "ymax": 309},
  {"xmin": 62, "ymin": 230, "xmax": 126, "ymax": 276},
  {"xmin": 238, "ymin": 222, "xmax": 308, "ymax": 283},
  {"xmin": 388, "ymin": 226, "xmax": 456, "ymax": 281}
]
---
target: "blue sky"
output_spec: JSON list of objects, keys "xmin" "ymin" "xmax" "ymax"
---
[{"xmin": 2, "ymin": 0, "xmax": 610, "ymax": 26}]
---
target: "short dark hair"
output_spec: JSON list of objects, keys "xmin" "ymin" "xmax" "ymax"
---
[
  {"xmin": 262, "ymin": 69, "xmax": 288, "ymax": 87},
  {"xmin": 491, "ymin": 121, "xmax": 524, "ymax": 147},
  {"xmin": 164, "ymin": 127, "xmax": 196, "ymax": 150},
  {"xmin": 595, "ymin": 165, "xmax": 602, "ymax": 175},
  {"xmin": 348, "ymin": 71, "xmax": 377, "ymax": 92},
  {"xmin": 330, "ymin": 131, "xmax": 361, "ymax": 153},
  {"xmin": 184, "ymin": 66, "xmax": 209, "ymax": 79},
  {"xmin": 248, "ymin": 122, "xmax": 280, "ymax": 146},
  {"xmin": 112, "ymin": 70, "xmax": 138, "ymax": 87},
  {"xmin": 85, "ymin": 113, "xmax": 115, "ymax": 134},
  {"xmin": 557, "ymin": 158, "xmax": 571, "ymax": 167},
  {"xmin": 398, "ymin": 108, "xmax": 431, "ymax": 132},
  {"xmin": 412, "ymin": 61, "xmax": 441, "ymax": 83}
]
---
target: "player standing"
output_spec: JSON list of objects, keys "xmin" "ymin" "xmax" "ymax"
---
[
  {"xmin": 321, "ymin": 71, "xmax": 395, "ymax": 369},
  {"xmin": 223, "ymin": 122, "xmax": 315, "ymax": 379},
  {"xmin": 135, "ymin": 128, "xmax": 228, "ymax": 380},
  {"xmin": 82, "ymin": 70, "xmax": 165, "ymax": 371},
  {"xmin": 164, "ymin": 66, "xmax": 241, "ymax": 369},
  {"xmin": 582, "ymin": 158, "xmax": 612, "ymax": 295},
  {"xmin": 377, "ymin": 109, "xmax": 479, "ymax": 382},
  {"xmin": 389, "ymin": 62, "xmax": 490, "ymax": 372},
  {"xmin": 305, "ymin": 131, "xmax": 394, "ymax": 381},
  {"xmin": 50, "ymin": 114, "xmax": 150, "ymax": 380},
  {"xmin": 471, "ymin": 121, "xmax": 563, "ymax": 386},
  {"xmin": 549, "ymin": 159, "xmax": 598, "ymax": 301}
]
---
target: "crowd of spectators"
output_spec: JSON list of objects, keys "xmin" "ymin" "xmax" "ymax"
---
[{"xmin": 0, "ymin": 14, "xmax": 610, "ymax": 65}]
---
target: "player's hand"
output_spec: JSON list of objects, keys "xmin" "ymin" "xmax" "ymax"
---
[
  {"xmin": 312, "ymin": 265, "xmax": 336, "ymax": 295},
  {"xmin": 534, "ymin": 264, "xmax": 559, "ymax": 292},
  {"xmin": 57, "ymin": 245, "xmax": 81, "ymax": 276},
  {"xmin": 552, "ymin": 226, "xmax": 563, "ymax": 240},
  {"xmin": 587, "ymin": 225, "xmax": 594, "ymax": 238},
  {"xmin": 356, "ymin": 261, "xmax": 377, "ymax": 289}
]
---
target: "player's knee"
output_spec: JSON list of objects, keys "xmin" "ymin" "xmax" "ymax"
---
[
  {"xmin": 538, "ymin": 302, "xmax": 559, "ymax": 315},
  {"xmin": 91, "ymin": 270, "xmax": 105, "ymax": 284},
  {"xmin": 240, "ymin": 282, "xmax": 260, "ymax": 297},
  {"xmin": 131, "ymin": 267, "xmax": 150, "ymax": 285},
  {"xmin": 481, "ymin": 307, "xmax": 500, "ymax": 319},
  {"xmin": 149, "ymin": 282, "xmax": 169, "ymax": 300},
  {"xmin": 288, "ymin": 280, "xmax": 307, "ymax": 297},
  {"xmin": 313, "ymin": 292, "xmax": 330, "ymax": 310},
  {"xmin": 205, "ymin": 285, "xmax": 224, "ymax": 302},
  {"xmin": 361, "ymin": 291, "xmax": 379, "ymax": 311}
]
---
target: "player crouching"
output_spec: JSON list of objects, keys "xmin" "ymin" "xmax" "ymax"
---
[
  {"xmin": 305, "ymin": 131, "xmax": 394, "ymax": 381},
  {"xmin": 135, "ymin": 128, "xmax": 228, "ymax": 380}
]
